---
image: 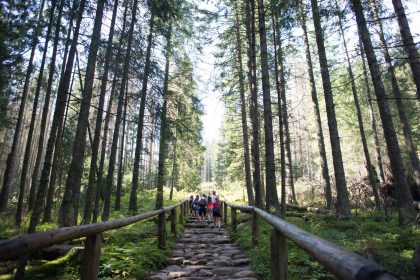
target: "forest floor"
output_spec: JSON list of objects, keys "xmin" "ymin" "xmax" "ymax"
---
[
  {"xmin": 230, "ymin": 209, "xmax": 419, "ymax": 280},
  {"xmin": 0, "ymin": 191, "xmax": 185, "ymax": 280},
  {"xmin": 0, "ymin": 192, "xmax": 419, "ymax": 279}
]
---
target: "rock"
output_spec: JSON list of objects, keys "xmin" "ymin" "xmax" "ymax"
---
[
  {"xmin": 212, "ymin": 267, "xmax": 238, "ymax": 276},
  {"xmin": 231, "ymin": 258, "xmax": 250, "ymax": 266},
  {"xmin": 219, "ymin": 255, "xmax": 231, "ymax": 261},
  {"xmin": 168, "ymin": 270, "xmax": 192, "ymax": 278},
  {"xmin": 149, "ymin": 273, "xmax": 169, "ymax": 280},
  {"xmin": 145, "ymin": 219, "xmax": 256, "ymax": 279},
  {"xmin": 162, "ymin": 265, "xmax": 182, "ymax": 272},
  {"xmin": 234, "ymin": 270, "xmax": 255, "ymax": 277},
  {"xmin": 199, "ymin": 269, "xmax": 213, "ymax": 277}
]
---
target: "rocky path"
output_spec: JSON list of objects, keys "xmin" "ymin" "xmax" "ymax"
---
[{"xmin": 147, "ymin": 218, "xmax": 257, "ymax": 280}]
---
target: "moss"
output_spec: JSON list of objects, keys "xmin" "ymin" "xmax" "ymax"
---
[{"xmin": 230, "ymin": 211, "xmax": 419, "ymax": 280}]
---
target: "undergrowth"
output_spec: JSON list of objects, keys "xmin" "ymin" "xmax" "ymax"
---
[
  {"xmin": 229, "ymin": 211, "xmax": 419, "ymax": 280},
  {"xmin": 0, "ymin": 189, "xmax": 186, "ymax": 279}
]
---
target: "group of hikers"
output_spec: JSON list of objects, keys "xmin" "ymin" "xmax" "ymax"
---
[{"xmin": 189, "ymin": 191, "xmax": 222, "ymax": 228}]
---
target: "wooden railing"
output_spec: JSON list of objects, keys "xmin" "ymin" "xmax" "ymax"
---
[
  {"xmin": 0, "ymin": 200, "xmax": 190, "ymax": 279},
  {"xmin": 222, "ymin": 201, "xmax": 398, "ymax": 280}
]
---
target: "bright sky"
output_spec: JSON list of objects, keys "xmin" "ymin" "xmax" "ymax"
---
[{"xmin": 194, "ymin": 0, "xmax": 225, "ymax": 144}]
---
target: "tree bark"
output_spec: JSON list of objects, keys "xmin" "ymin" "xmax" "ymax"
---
[
  {"xmin": 83, "ymin": 0, "xmax": 119, "ymax": 224},
  {"xmin": 129, "ymin": 12, "xmax": 155, "ymax": 211},
  {"xmin": 273, "ymin": 7, "xmax": 297, "ymax": 205},
  {"xmin": 257, "ymin": 0, "xmax": 279, "ymax": 213},
  {"xmin": 335, "ymin": 0, "xmax": 381, "ymax": 210},
  {"xmin": 233, "ymin": 0, "xmax": 254, "ymax": 206},
  {"xmin": 271, "ymin": 5, "xmax": 287, "ymax": 216},
  {"xmin": 102, "ymin": 0, "xmax": 139, "ymax": 222},
  {"xmin": 0, "ymin": 0, "xmax": 46, "ymax": 213},
  {"xmin": 311, "ymin": 0, "xmax": 350, "ymax": 218},
  {"xmin": 351, "ymin": 0, "xmax": 416, "ymax": 225},
  {"xmin": 298, "ymin": 0, "xmax": 332, "ymax": 209},
  {"xmin": 391, "ymin": 0, "xmax": 420, "ymax": 99},
  {"xmin": 370, "ymin": 0, "xmax": 420, "ymax": 190},
  {"xmin": 16, "ymin": 0, "xmax": 58, "ymax": 225},
  {"xmin": 27, "ymin": 0, "xmax": 87, "ymax": 234},
  {"xmin": 115, "ymin": 81, "xmax": 128, "ymax": 210},
  {"xmin": 245, "ymin": 0, "xmax": 262, "ymax": 208},
  {"xmin": 156, "ymin": 24, "xmax": 172, "ymax": 211},
  {"xmin": 59, "ymin": 0, "xmax": 106, "ymax": 227},
  {"xmin": 358, "ymin": 38, "xmax": 385, "ymax": 184},
  {"xmin": 169, "ymin": 133, "xmax": 177, "ymax": 201}
]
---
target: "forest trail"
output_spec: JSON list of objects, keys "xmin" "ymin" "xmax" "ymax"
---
[{"xmin": 148, "ymin": 218, "xmax": 256, "ymax": 280}]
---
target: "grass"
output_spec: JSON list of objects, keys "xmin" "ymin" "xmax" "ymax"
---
[{"xmin": 228, "ymin": 209, "xmax": 419, "ymax": 280}]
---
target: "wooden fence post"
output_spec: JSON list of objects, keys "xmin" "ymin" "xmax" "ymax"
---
[
  {"xmin": 223, "ymin": 202, "xmax": 227, "ymax": 224},
  {"xmin": 185, "ymin": 201, "xmax": 189, "ymax": 218},
  {"xmin": 158, "ymin": 212, "xmax": 166, "ymax": 249},
  {"xmin": 81, "ymin": 233, "xmax": 102, "ymax": 280},
  {"xmin": 231, "ymin": 207, "xmax": 237, "ymax": 232},
  {"xmin": 252, "ymin": 210, "xmax": 258, "ymax": 248},
  {"xmin": 171, "ymin": 208, "xmax": 177, "ymax": 237},
  {"xmin": 270, "ymin": 228, "xmax": 288, "ymax": 280},
  {"xmin": 179, "ymin": 203, "xmax": 184, "ymax": 224},
  {"xmin": 186, "ymin": 200, "xmax": 190, "ymax": 215}
]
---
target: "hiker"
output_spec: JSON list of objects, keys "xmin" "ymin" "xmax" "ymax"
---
[
  {"xmin": 210, "ymin": 190, "xmax": 217, "ymax": 203},
  {"xmin": 198, "ymin": 194, "xmax": 207, "ymax": 225},
  {"xmin": 189, "ymin": 195, "xmax": 194, "ymax": 214},
  {"xmin": 192, "ymin": 195, "xmax": 200, "ymax": 221},
  {"xmin": 213, "ymin": 197, "xmax": 221, "ymax": 228},
  {"xmin": 207, "ymin": 196, "xmax": 213, "ymax": 222}
]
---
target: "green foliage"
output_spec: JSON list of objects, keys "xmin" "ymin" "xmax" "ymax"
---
[
  {"xmin": 230, "ymin": 212, "xmax": 419, "ymax": 279},
  {"xmin": 100, "ymin": 221, "xmax": 176, "ymax": 279}
]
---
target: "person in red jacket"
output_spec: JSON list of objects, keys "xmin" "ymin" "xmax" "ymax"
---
[{"xmin": 213, "ymin": 197, "xmax": 221, "ymax": 228}]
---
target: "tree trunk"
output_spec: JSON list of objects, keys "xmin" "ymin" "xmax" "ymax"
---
[
  {"xmin": 16, "ymin": 0, "xmax": 58, "ymax": 225},
  {"xmin": 98, "ymin": 0, "xmax": 129, "ymax": 181},
  {"xmin": 358, "ymin": 38, "xmax": 385, "ymax": 184},
  {"xmin": 83, "ymin": 0, "xmax": 119, "ymax": 224},
  {"xmin": 271, "ymin": 5, "xmax": 287, "ymax": 216},
  {"xmin": 351, "ymin": 0, "xmax": 416, "ymax": 225},
  {"xmin": 15, "ymin": 0, "xmax": 87, "ymax": 277},
  {"xmin": 257, "ymin": 0, "xmax": 279, "ymax": 212},
  {"xmin": 129, "ymin": 12, "xmax": 155, "ymax": 211},
  {"xmin": 0, "ymin": 0, "xmax": 46, "ymax": 213},
  {"xmin": 233, "ymin": 0, "xmax": 254, "ymax": 206},
  {"xmin": 102, "ymin": 0, "xmax": 139, "ymax": 222},
  {"xmin": 43, "ymin": 83, "xmax": 72, "ymax": 223},
  {"xmin": 156, "ymin": 24, "xmax": 172, "ymax": 211},
  {"xmin": 311, "ymin": 0, "xmax": 350, "ymax": 218},
  {"xmin": 273, "ymin": 7, "xmax": 297, "ymax": 205},
  {"xmin": 298, "ymin": 0, "xmax": 332, "ymax": 209},
  {"xmin": 148, "ymin": 105, "xmax": 156, "ymax": 189},
  {"xmin": 391, "ymin": 0, "xmax": 420, "ymax": 99},
  {"xmin": 59, "ymin": 0, "xmax": 105, "ymax": 227},
  {"xmin": 27, "ymin": 0, "xmax": 87, "ymax": 234},
  {"xmin": 336, "ymin": 0, "xmax": 381, "ymax": 210},
  {"xmin": 28, "ymin": 0, "xmax": 67, "ymax": 219},
  {"xmin": 169, "ymin": 133, "xmax": 177, "ymax": 201},
  {"xmin": 115, "ymin": 81, "xmax": 128, "ymax": 210},
  {"xmin": 245, "ymin": 0, "xmax": 262, "ymax": 208},
  {"xmin": 370, "ymin": 0, "xmax": 420, "ymax": 190}
]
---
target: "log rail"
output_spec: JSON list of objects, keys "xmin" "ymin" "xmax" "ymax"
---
[
  {"xmin": 222, "ymin": 201, "xmax": 398, "ymax": 280},
  {"xmin": 0, "ymin": 200, "xmax": 190, "ymax": 279}
]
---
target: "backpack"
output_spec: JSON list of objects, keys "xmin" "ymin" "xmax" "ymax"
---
[
  {"xmin": 213, "ymin": 204, "xmax": 221, "ymax": 215},
  {"xmin": 198, "ymin": 199, "xmax": 206, "ymax": 208}
]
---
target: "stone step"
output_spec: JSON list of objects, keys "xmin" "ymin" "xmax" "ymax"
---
[{"xmin": 148, "ymin": 222, "xmax": 255, "ymax": 280}]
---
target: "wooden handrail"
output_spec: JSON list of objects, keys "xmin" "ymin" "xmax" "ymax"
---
[
  {"xmin": 223, "ymin": 201, "xmax": 398, "ymax": 280},
  {"xmin": 0, "ymin": 200, "xmax": 189, "ymax": 279}
]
